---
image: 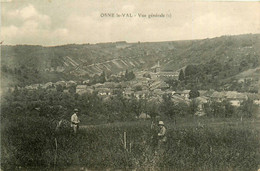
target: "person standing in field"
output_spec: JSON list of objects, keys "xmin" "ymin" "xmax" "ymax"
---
[
  {"xmin": 158, "ymin": 121, "xmax": 167, "ymax": 148},
  {"xmin": 71, "ymin": 109, "xmax": 80, "ymax": 134}
]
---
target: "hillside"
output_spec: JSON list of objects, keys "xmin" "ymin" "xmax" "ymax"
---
[{"xmin": 1, "ymin": 34, "xmax": 260, "ymax": 88}]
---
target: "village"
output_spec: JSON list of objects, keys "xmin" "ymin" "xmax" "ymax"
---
[{"xmin": 16, "ymin": 61, "xmax": 260, "ymax": 119}]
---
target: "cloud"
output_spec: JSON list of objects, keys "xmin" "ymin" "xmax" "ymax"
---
[
  {"xmin": 7, "ymin": 4, "xmax": 50, "ymax": 25},
  {"xmin": 1, "ymin": 1, "xmax": 259, "ymax": 45},
  {"xmin": 1, "ymin": 4, "xmax": 52, "ymax": 44}
]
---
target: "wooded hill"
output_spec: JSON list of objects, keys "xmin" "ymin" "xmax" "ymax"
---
[{"xmin": 1, "ymin": 34, "xmax": 259, "ymax": 89}]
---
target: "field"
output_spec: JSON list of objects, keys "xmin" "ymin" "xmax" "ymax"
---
[{"xmin": 1, "ymin": 117, "xmax": 260, "ymax": 171}]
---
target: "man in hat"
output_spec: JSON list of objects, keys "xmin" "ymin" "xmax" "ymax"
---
[
  {"xmin": 71, "ymin": 109, "xmax": 80, "ymax": 134},
  {"xmin": 158, "ymin": 121, "xmax": 167, "ymax": 148}
]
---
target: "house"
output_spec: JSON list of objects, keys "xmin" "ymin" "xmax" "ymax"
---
[
  {"xmin": 66, "ymin": 80, "xmax": 77, "ymax": 88},
  {"xmin": 195, "ymin": 96, "xmax": 209, "ymax": 113},
  {"xmin": 247, "ymin": 93, "xmax": 260, "ymax": 105},
  {"xmin": 198, "ymin": 90, "xmax": 207, "ymax": 96},
  {"xmin": 211, "ymin": 91, "xmax": 226, "ymax": 102},
  {"xmin": 93, "ymin": 83, "xmax": 104, "ymax": 88},
  {"xmin": 63, "ymin": 89, "xmax": 70, "ymax": 93},
  {"xmin": 25, "ymin": 84, "xmax": 39, "ymax": 90},
  {"xmin": 203, "ymin": 90, "xmax": 215, "ymax": 98},
  {"xmin": 56, "ymin": 66, "xmax": 65, "ymax": 72},
  {"xmin": 175, "ymin": 90, "xmax": 190, "ymax": 99},
  {"xmin": 76, "ymin": 85, "xmax": 93, "ymax": 95},
  {"xmin": 151, "ymin": 61, "xmax": 160, "ymax": 73},
  {"xmin": 254, "ymin": 99, "xmax": 260, "ymax": 105},
  {"xmin": 159, "ymin": 71, "xmax": 179, "ymax": 79},
  {"xmin": 149, "ymin": 81, "xmax": 161, "ymax": 90},
  {"xmin": 171, "ymin": 94, "xmax": 189, "ymax": 104},
  {"xmin": 96, "ymin": 88, "xmax": 112, "ymax": 96},
  {"xmin": 103, "ymin": 82, "xmax": 117, "ymax": 89},
  {"xmin": 182, "ymin": 90, "xmax": 190, "ymax": 99},
  {"xmin": 195, "ymin": 96, "xmax": 209, "ymax": 104},
  {"xmin": 226, "ymin": 91, "xmax": 248, "ymax": 106},
  {"xmin": 83, "ymin": 80, "xmax": 90, "ymax": 84},
  {"xmin": 43, "ymin": 82, "xmax": 53, "ymax": 89},
  {"xmin": 134, "ymin": 91, "xmax": 146, "ymax": 99},
  {"xmin": 165, "ymin": 90, "xmax": 176, "ymax": 96},
  {"xmin": 123, "ymin": 89, "xmax": 134, "ymax": 98},
  {"xmin": 138, "ymin": 113, "xmax": 151, "ymax": 119},
  {"xmin": 210, "ymin": 91, "xmax": 248, "ymax": 106},
  {"xmin": 55, "ymin": 81, "xmax": 66, "ymax": 87}
]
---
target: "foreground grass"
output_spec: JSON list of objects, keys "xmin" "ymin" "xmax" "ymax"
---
[{"xmin": 1, "ymin": 118, "xmax": 260, "ymax": 171}]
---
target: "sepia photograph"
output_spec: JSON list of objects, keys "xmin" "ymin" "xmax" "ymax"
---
[{"xmin": 1, "ymin": 0, "xmax": 260, "ymax": 170}]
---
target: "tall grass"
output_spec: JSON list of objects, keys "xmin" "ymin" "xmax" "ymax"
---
[{"xmin": 1, "ymin": 119, "xmax": 259, "ymax": 171}]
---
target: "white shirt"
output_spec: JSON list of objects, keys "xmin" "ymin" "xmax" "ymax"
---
[
  {"xmin": 71, "ymin": 113, "xmax": 80, "ymax": 125},
  {"xmin": 158, "ymin": 126, "xmax": 166, "ymax": 137}
]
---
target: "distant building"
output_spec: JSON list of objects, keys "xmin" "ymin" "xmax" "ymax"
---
[
  {"xmin": 123, "ymin": 89, "xmax": 134, "ymax": 98},
  {"xmin": 195, "ymin": 96, "xmax": 209, "ymax": 115},
  {"xmin": 103, "ymin": 82, "xmax": 117, "ymax": 89},
  {"xmin": 171, "ymin": 94, "xmax": 189, "ymax": 104},
  {"xmin": 211, "ymin": 91, "xmax": 226, "ymax": 102},
  {"xmin": 66, "ymin": 80, "xmax": 77, "ymax": 88},
  {"xmin": 210, "ymin": 91, "xmax": 248, "ymax": 106},
  {"xmin": 83, "ymin": 80, "xmax": 90, "ymax": 84},
  {"xmin": 96, "ymin": 88, "xmax": 112, "ymax": 96},
  {"xmin": 134, "ymin": 91, "xmax": 149, "ymax": 99},
  {"xmin": 226, "ymin": 91, "xmax": 248, "ymax": 106},
  {"xmin": 25, "ymin": 84, "xmax": 40, "ymax": 90},
  {"xmin": 175, "ymin": 90, "xmax": 190, "ymax": 99},
  {"xmin": 159, "ymin": 71, "xmax": 179, "ymax": 79},
  {"xmin": 151, "ymin": 61, "xmax": 160, "ymax": 73},
  {"xmin": 247, "ymin": 93, "xmax": 260, "ymax": 105},
  {"xmin": 165, "ymin": 90, "xmax": 176, "ymax": 96},
  {"xmin": 138, "ymin": 113, "xmax": 151, "ymax": 119},
  {"xmin": 56, "ymin": 66, "xmax": 65, "ymax": 72},
  {"xmin": 43, "ymin": 82, "xmax": 53, "ymax": 89},
  {"xmin": 76, "ymin": 85, "xmax": 92, "ymax": 95},
  {"xmin": 55, "ymin": 81, "xmax": 66, "ymax": 87},
  {"xmin": 149, "ymin": 81, "xmax": 161, "ymax": 90}
]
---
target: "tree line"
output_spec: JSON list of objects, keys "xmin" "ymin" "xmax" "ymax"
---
[
  {"xmin": 2, "ymin": 86, "xmax": 258, "ymax": 126},
  {"xmin": 166, "ymin": 58, "xmax": 258, "ymax": 93}
]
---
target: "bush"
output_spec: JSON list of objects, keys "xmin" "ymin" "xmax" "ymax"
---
[{"xmin": 1, "ymin": 117, "xmax": 57, "ymax": 170}]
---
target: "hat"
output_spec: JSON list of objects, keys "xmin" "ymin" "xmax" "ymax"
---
[
  {"xmin": 158, "ymin": 121, "xmax": 164, "ymax": 125},
  {"xmin": 74, "ymin": 109, "xmax": 79, "ymax": 112}
]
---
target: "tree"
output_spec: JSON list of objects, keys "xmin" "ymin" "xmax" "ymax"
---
[
  {"xmin": 99, "ymin": 71, "xmax": 106, "ymax": 83},
  {"xmin": 189, "ymin": 99, "xmax": 199, "ymax": 115},
  {"xmin": 185, "ymin": 65, "xmax": 198, "ymax": 77},
  {"xmin": 222, "ymin": 100, "xmax": 235, "ymax": 118},
  {"xmin": 125, "ymin": 70, "xmax": 135, "ymax": 81},
  {"xmin": 189, "ymin": 88, "xmax": 200, "ymax": 99},
  {"xmin": 128, "ymin": 96, "xmax": 142, "ymax": 117},
  {"xmin": 238, "ymin": 99, "xmax": 257, "ymax": 118},
  {"xmin": 56, "ymin": 85, "xmax": 64, "ymax": 92},
  {"xmin": 178, "ymin": 69, "xmax": 185, "ymax": 81},
  {"xmin": 160, "ymin": 94, "xmax": 176, "ymax": 121},
  {"xmin": 69, "ymin": 85, "xmax": 76, "ymax": 94}
]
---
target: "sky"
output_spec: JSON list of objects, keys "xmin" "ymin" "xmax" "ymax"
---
[{"xmin": 1, "ymin": 0, "xmax": 260, "ymax": 46}]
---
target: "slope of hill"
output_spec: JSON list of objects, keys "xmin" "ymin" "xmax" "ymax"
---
[{"xmin": 1, "ymin": 34, "xmax": 260, "ymax": 88}]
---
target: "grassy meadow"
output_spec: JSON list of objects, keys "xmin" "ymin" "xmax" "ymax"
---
[{"xmin": 1, "ymin": 117, "xmax": 260, "ymax": 171}]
